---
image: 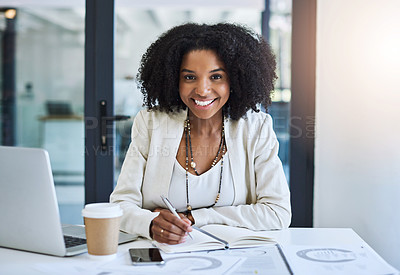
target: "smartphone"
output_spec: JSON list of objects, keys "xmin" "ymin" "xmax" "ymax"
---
[{"xmin": 129, "ymin": 248, "xmax": 165, "ymax": 265}]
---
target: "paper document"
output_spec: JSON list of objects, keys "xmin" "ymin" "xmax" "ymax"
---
[
  {"xmin": 33, "ymin": 244, "xmax": 291, "ymax": 275},
  {"xmin": 100, "ymin": 250, "xmax": 245, "ymax": 275},
  {"xmin": 202, "ymin": 245, "xmax": 292, "ymax": 275},
  {"xmin": 280, "ymin": 244, "xmax": 399, "ymax": 275}
]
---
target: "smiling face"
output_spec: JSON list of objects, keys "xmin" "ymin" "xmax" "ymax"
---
[{"xmin": 179, "ymin": 49, "xmax": 230, "ymax": 121}]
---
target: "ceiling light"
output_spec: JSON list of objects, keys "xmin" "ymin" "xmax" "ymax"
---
[{"xmin": 5, "ymin": 9, "xmax": 16, "ymax": 19}]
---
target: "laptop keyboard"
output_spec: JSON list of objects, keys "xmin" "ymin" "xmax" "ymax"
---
[{"xmin": 64, "ymin": 235, "xmax": 87, "ymax": 248}]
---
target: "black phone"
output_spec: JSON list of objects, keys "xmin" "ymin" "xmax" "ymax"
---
[{"xmin": 129, "ymin": 248, "xmax": 165, "ymax": 265}]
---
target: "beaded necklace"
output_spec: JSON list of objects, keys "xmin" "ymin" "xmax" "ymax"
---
[{"xmin": 184, "ymin": 116, "xmax": 226, "ymax": 212}]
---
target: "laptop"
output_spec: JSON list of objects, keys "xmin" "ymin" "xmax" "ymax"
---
[
  {"xmin": 0, "ymin": 146, "xmax": 137, "ymax": 256},
  {"xmin": 46, "ymin": 101, "xmax": 73, "ymax": 116}
]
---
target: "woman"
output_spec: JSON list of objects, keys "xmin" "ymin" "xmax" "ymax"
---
[{"xmin": 110, "ymin": 23, "xmax": 291, "ymax": 245}]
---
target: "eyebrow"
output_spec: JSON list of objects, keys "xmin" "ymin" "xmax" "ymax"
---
[{"xmin": 181, "ymin": 68, "xmax": 226, "ymax": 73}]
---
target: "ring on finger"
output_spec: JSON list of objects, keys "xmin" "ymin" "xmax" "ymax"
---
[{"xmin": 160, "ymin": 228, "xmax": 164, "ymax": 236}]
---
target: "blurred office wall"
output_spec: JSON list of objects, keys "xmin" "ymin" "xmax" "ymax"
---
[{"xmin": 314, "ymin": 0, "xmax": 400, "ymax": 269}]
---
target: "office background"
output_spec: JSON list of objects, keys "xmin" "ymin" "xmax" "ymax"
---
[
  {"xmin": 314, "ymin": 0, "xmax": 400, "ymax": 269},
  {"xmin": 0, "ymin": 0, "xmax": 399, "ymax": 270}
]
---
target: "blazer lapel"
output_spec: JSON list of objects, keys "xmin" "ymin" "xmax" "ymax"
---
[
  {"xmin": 224, "ymin": 117, "xmax": 242, "ymax": 205},
  {"xmin": 157, "ymin": 109, "xmax": 187, "ymax": 197}
]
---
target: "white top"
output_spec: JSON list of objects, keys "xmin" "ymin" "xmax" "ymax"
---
[{"xmin": 168, "ymin": 151, "xmax": 234, "ymax": 212}]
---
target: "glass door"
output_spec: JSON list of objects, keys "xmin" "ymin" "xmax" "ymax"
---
[
  {"xmin": 268, "ymin": 0, "xmax": 292, "ymax": 182},
  {"xmin": 0, "ymin": 5, "xmax": 86, "ymax": 224}
]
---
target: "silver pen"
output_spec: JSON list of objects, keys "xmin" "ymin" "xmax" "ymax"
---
[{"xmin": 160, "ymin": 195, "xmax": 193, "ymax": 239}]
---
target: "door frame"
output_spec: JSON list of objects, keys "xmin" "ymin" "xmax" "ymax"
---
[
  {"xmin": 84, "ymin": 0, "xmax": 115, "ymax": 203},
  {"xmin": 289, "ymin": 0, "xmax": 316, "ymax": 227}
]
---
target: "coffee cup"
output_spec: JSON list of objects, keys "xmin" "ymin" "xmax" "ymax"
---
[{"xmin": 82, "ymin": 203, "xmax": 123, "ymax": 259}]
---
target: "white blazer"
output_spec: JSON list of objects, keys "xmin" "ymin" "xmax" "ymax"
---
[{"xmin": 110, "ymin": 109, "xmax": 291, "ymax": 239}]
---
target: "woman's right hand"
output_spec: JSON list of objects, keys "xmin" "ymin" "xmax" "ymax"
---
[{"xmin": 150, "ymin": 208, "xmax": 193, "ymax": 244}]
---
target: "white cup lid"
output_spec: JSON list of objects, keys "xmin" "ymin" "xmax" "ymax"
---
[{"xmin": 82, "ymin": 203, "xmax": 123, "ymax": 219}]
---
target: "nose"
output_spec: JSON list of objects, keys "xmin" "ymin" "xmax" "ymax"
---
[{"xmin": 195, "ymin": 78, "xmax": 212, "ymax": 97}]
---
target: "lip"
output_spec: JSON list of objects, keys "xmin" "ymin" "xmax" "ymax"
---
[{"xmin": 191, "ymin": 98, "xmax": 217, "ymax": 109}]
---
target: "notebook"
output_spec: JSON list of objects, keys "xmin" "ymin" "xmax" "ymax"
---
[
  {"xmin": 0, "ymin": 146, "xmax": 137, "ymax": 256},
  {"xmin": 154, "ymin": 224, "xmax": 277, "ymax": 253}
]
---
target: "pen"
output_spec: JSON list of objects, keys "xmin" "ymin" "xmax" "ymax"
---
[
  {"xmin": 192, "ymin": 225, "xmax": 229, "ymax": 249},
  {"xmin": 160, "ymin": 195, "xmax": 193, "ymax": 239}
]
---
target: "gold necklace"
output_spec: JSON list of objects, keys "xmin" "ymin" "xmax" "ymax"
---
[{"xmin": 184, "ymin": 117, "xmax": 226, "ymax": 212}]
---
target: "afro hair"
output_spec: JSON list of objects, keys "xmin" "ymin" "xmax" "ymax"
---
[{"xmin": 137, "ymin": 22, "xmax": 277, "ymax": 120}]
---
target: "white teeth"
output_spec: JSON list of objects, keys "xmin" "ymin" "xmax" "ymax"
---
[{"xmin": 194, "ymin": 99, "xmax": 214, "ymax": 106}]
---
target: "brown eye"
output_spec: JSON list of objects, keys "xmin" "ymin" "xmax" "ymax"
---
[
  {"xmin": 184, "ymin": 75, "xmax": 196, "ymax": 80},
  {"xmin": 211, "ymin": 74, "xmax": 222, "ymax": 80}
]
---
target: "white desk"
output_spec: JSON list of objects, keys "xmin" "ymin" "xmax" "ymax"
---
[{"xmin": 0, "ymin": 228, "xmax": 397, "ymax": 275}]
